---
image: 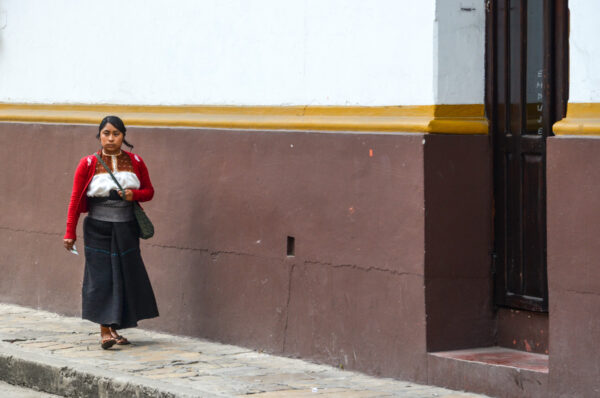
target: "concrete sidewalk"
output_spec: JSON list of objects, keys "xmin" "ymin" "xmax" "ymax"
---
[{"xmin": 0, "ymin": 303, "xmax": 488, "ymax": 398}]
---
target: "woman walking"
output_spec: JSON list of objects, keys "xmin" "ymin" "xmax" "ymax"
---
[{"xmin": 63, "ymin": 116, "xmax": 159, "ymax": 349}]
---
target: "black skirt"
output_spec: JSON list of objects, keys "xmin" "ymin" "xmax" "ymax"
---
[{"xmin": 82, "ymin": 216, "xmax": 159, "ymax": 329}]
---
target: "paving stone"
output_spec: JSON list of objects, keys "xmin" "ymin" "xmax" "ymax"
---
[
  {"xmin": 240, "ymin": 388, "xmax": 348, "ymax": 397},
  {"xmin": 146, "ymin": 371, "xmax": 200, "ymax": 379},
  {"xmin": 234, "ymin": 371, "xmax": 316, "ymax": 384},
  {"xmin": 18, "ymin": 341, "xmax": 58, "ymax": 348}
]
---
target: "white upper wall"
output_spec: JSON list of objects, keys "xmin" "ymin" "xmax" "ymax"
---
[
  {"xmin": 0, "ymin": 0, "xmax": 438, "ymax": 106},
  {"xmin": 434, "ymin": 0, "xmax": 485, "ymax": 104},
  {"xmin": 569, "ymin": 1, "xmax": 600, "ymax": 103}
]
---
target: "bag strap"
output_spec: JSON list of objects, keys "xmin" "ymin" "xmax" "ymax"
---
[{"xmin": 94, "ymin": 153, "xmax": 126, "ymax": 199}]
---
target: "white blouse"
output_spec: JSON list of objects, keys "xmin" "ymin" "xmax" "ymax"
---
[{"xmin": 87, "ymin": 154, "xmax": 140, "ymax": 197}]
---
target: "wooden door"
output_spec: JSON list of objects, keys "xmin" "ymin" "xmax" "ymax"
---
[{"xmin": 486, "ymin": 0, "xmax": 568, "ymax": 312}]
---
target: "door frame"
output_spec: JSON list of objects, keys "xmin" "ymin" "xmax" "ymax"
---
[{"xmin": 485, "ymin": 0, "xmax": 569, "ymax": 312}]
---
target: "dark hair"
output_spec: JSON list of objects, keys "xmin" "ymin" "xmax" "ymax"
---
[{"xmin": 97, "ymin": 115, "xmax": 134, "ymax": 150}]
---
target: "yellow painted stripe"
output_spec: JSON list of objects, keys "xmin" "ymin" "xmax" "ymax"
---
[
  {"xmin": 0, "ymin": 103, "xmax": 488, "ymax": 134},
  {"xmin": 553, "ymin": 103, "xmax": 600, "ymax": 135}
]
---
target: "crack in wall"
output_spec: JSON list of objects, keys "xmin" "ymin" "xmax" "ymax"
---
[
  {"xmin": 564, "ymin": 289, "xmax": 600, "ymax": 297},
  {"xmin": 0, "ymin": 226, "xmax": 62, "ymax": 237},
  {"xmin": 145, "ymin": 243, "xmax": 281, "ymax": 261},
  {"xmin": 303, "ymin": 259, "xmax": 422, "ymax": 278},
  {"xmin": 209, "ymin": 250, "xmax": 264, "ymax": 259},
  {"xmin": 281, "ymin": 263, "xmax": 296, "ymax": 353},
  {"xmin": 146, "ymin": 243, "xmax": 209, "ymax": 252}
]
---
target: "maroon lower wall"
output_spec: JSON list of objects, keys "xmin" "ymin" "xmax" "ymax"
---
[
  {"xmin": 423, "ymin": 134, "xmax": 494, "ymax": 352},
  {"xmin": 547, "ymin": 136, "xmax": 600, "ymax": 398},
  {"xmin": 0, "ymin": 122, "xmax": 429, "ymax": 381}
]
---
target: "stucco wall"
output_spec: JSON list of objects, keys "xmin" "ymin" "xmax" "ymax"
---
[
  {"xmin": 0, "ymin": 0, "xmax": 436, "ymax": 106},
  {"xmin": 0, "ymin": 122, "xmax": 429, "ymax": 381},
  {"xmin": 424, "ymin": 134, "xmax": 494, "ymax": 352},
  {"xmin": 434, "ymin": 0, "xmax": 485, "ymax": 105},
  {"xmin": 547, "ymin": 136, "xmax": 600, "ymax": 398}
]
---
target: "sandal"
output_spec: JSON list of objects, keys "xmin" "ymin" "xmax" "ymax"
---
[
  {"xmin": 100, "ymin": 337, "xmax": 116, "ymax": 349},
  {"xmin": 100, "ymin": 325, "xmax": 116, "ymax": 349},
  {"xmin": 109, "ymin": 327, "xmax": 131, "ymax": 345}
]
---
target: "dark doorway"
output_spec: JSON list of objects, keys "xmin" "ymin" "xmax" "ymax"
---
[{"xmin": 486, "ymin": 0, "xmax": 568, "ymax": 312}]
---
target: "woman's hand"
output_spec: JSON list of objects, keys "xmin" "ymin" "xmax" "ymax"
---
[
  {"xmin": 118, "ymin": 189, "xmax": 134, "ymax": 201},
  {"xmin": 63, "ymin": 238, "xmax": 75, "ymax": 251}
]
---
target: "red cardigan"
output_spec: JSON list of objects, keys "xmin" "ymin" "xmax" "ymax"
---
[{"xmin": 64, "ymin": 150, "xmax": 154, "ymax": 240}]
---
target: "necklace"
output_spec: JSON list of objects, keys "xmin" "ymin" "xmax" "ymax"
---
[{"xmin": 102, "ymin": 149, "xmax": 122, "ymax": 157}]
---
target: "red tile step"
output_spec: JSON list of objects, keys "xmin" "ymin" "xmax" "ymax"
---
[
  {"xmin": 428, "ymin": 346, "xmax": 549, "ymax": 398},
  {"xmin": 432, "ymin": 346, "xmax": 548, "ymax": 372}
]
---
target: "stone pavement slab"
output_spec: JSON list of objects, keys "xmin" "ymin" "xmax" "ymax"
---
[{"xmin": 0, "ymin": 303, "xmax": 489, "ymax": 398}]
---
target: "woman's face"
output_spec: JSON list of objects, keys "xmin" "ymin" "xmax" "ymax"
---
[{"xmin": 99, "ymin": 122, "xmax": 124, "ymax": 154}]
